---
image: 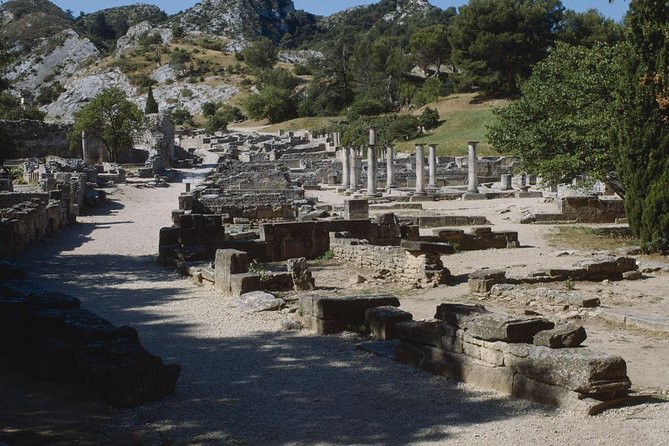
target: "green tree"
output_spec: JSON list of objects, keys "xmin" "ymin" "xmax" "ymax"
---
[
  {"xmin": 557, "ymin": 9, "xmax": 623, "ymax": 47},
  {"xmin": 69, "ymin": 88, "xmax": 143, "ymax": 163},
  {"xmin": 449, "ymin": 0, "xmax": 564, "ymax": 95},
  {"xmin": 410, "ymin": 24, "xmax": 450, "ymax": 76},
  {"xmin": 145, "ymin": 86, "xmax": 159, "ymax": 114},
  {"xmin": 487, "ymin": 43, "xmax": 622, "ymax": 191},
  {"xmin": 419, "ymin": 107, "xmax": 440, "ymax": 132},
  {"xmin": 256, "ymin": 68, "xmax": 299, "ymax": 91},
  {"xmin": 414, "ymin": 77, "xmax": 447, "ymax": 107},
  {"xmin": 202, "ymin": 101, "xmax": 218, "ymax": 117},
  {"xmin": 612, "ymin": 0, "xmax": 669, "ymax": 252},
  {"xmin": 243, "ymin": 86, "xmax": 296, "ymax": 123},
  {"xmin": 205, "ymin": 112, "xmax": 229, "ymax": 134},
  {"xmin": 242, "ymin": 37, "xmax": 278, "ymax": 70},
  {"xmin": 169, "ymin": 107, "xmax": 193, "ymax": 126},
  {"xmin": 169, "ymin": 48, "xmax": 191, "ymax": 76}
]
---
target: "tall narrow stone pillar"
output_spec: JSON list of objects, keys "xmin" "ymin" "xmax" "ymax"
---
[
  {"xmin": 500, "ymin": 174, "xmax": 512, "ymax": 190},
  {"xmin": 341, "ymin": 147, "xmax": 350, "ymax": 189},
  {"xmin": 467, "ymin": 141, "xmax": 479, "ymax": 193},
  {"xmin": 428, "ymin": 143, "xmax": 438, "ymax": 189},
  {"xmin": 366, "ymin": 128, "xmax": 378, "ymax": 196},
  {"xmin": 414, "ymin": 144, "xmax": 426, "ymax": 196},
  {"xmin": 348, "ymin": 147, "xmax": 359, "ymax": 192},
  {"xmin": 81, "ymin": 130, "xmax": 87, "ymax": 164},
  {"xmin": 386, "ymin": 145, "xmax": 396, "ymax": 190}
]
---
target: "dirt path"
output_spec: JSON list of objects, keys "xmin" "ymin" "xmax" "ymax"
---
[{"xmin": 4, "ymin": 165, "xmax": 669, "ymax": 445}]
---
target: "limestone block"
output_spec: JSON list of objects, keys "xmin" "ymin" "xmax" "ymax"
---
[
  {"xmin": 344, "ymin": 199, "xmax": 369, "ymax": 220},
  {"xmin": 300, "ymin": 294, "xmax": 400, "ymax": 322},
  {"xmin": 464, "ymin": 313, "xmax": 554, "ymax": 343},
  {"xmin": 237, "ymin": 291, "xmax": 284, "ymax": 312},
  {"xmin": 504, "ymin": 345, "xmax": 631, "ymax": 394},
  {"xmin": 512, "ymin": 374, "xmax": 629, "ymax": 415},
  {"xmin": 434, "ymin": 303, "xmax": 489, "ymax": 328},
  {"xmin": 533, "ymin": 324, "xmax": 587, "ymax": 348},
  {"xmin": 365, "ymin": 306, "xmax": 413, "ymax": 340},
  {"xmin": 214, "ymin": 249, "xmax": 250, "ymax": 294},
  {"xmin": 468, "ymin": 269, "xmax": 507, "ymax": 293},
  {"xmin": 301, "ymin": 314, "xmax": 353, "ymax": 335},
  {"xmin": 229, "ymin": 273, "xmax": 261, "ymax": 298},
  {"xmin": 400, "ymin": 239, "xmax": 455, "ymax": 255},
  {"xmin": 394, "ymin": 320, "xmax": 455, "ymax": 347}
]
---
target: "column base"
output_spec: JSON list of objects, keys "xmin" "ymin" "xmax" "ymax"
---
[{"xmin": 462, "ymin": 191, "xmax": 487, "ymax": 201}]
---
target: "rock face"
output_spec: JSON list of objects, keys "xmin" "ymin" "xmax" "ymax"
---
[
  {"xmin": 0, "ymin": 262, "xmax": 180, "ymax": 408},
  {"xmin": 6, "ymin": 29, "xmax": 99, "ymax": 95},
  {"xmin": 115, "ymin": 21, "xmax": 173, "ymax": 57},
  {"xmin": 136, "ymin": 113, "xmax": 176, "ymax": 166},
  {"xmin": 179, "ymin": 0, "xmax": 297, "ymax": 45}
]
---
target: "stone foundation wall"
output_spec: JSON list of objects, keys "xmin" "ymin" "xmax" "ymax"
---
[
  {"xmin": 557, "ymin": 197, "xmax": 625, "ymax": 223},
  {"xmin": 392, "ymin": 304, "xmax": 631, "ymax": 414},
  {"xmin": 330, "ymin": 236, "xmax": 447, "ymax": 284}
]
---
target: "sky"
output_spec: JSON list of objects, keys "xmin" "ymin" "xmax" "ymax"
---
[{"xmin": 47, "ymin": 0, "xmax": 631, "ymax": 22}]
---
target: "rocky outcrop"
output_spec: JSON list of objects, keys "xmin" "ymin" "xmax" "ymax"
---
[{"xmin": 115, "ymin": 21, "xmax": 173, "ymax": 57}]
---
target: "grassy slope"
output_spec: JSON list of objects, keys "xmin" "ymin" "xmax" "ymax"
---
[{"xmin": 395, "ymin": 93, "xmax": 510, "ymax": 157}]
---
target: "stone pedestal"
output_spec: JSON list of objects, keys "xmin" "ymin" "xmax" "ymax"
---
[
  {"xmin": 367, "ymin": 145, "xmax": 378, "ymax": 197},
  {"xmin": 386, "ymin": 145, "xmax": 396, "ymax": 190},
  {"xmin": 414, "ymin": 144, "xmax": 426, "ymax": 196},
  {"xmin": 500, "ymin": 174, "xmax": 512, "ymax": 190},
  {"xmin": 428, "ymin": 143, "xmax": 438, "ymax": 191}
]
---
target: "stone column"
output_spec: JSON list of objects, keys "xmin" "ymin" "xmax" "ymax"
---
[
  {"xmin": 386, "ymin": 145, "xmax": 396, "ymax": 190},
  {"xmin": 467, "ymin": 141, "xmax": 479, "ymax": 193},
  {"xmin": 500, "ymin": 174, "xmax": 512, "ymax": 190},
  {"xmin": 428, "ymin": 143, "xmax": 438, "ymax": 189},
  {"xmin": 341, "ymin": 147, "xmax": 350, "ymax": 190},
  {"xmin": 348, "ymin": 147, "xmax": 359, "ymax": 192},
  {"xmin": 414, "ymin": 144, "xmax": 426, "ymax": 196},
  {"xmin": 81, "ymin": 130, "xmax": 87, "ymax": 164},
  {"xmin": 366, "ymin": 128, "xmax": 378, "ymax": 196}
]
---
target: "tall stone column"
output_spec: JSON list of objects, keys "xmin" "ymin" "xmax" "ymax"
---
[
  {"xmin": 414, "ymin": 144, "xmax": 426, "ymax": 196},
  {"xmin": 366, "ymin": 128, "xmax": 378, "ymax": 197},
  {"xmin": 428, "ymin": 143, "xmax": 438, "ymax": 189},
  {"xmin": 81, "ymin": 130, "xmax": 87, "ymax": 164},
  {"xmin": 467, "ymin": 141, "xmax": 479, "ymax": 193},
  {"xmin": 386, "ymin": 144, "xmax": 396, "ymax": 190},
  {"xmin": 348, "ymin": 147, "xmax": 359, "ymax": 192},
  {"xmin": 341, "ymin": 147, "xmax": 350, "ymax": 190}
]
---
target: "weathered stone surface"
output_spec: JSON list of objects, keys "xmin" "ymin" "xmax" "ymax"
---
[
  {"xmin": 533, "ymin": 324, "xmax": 587, "ymax": 348},
  {"xmin": 300, "ymin": 294, "xmax": 400, "ymax": 321},
  {"xmin": 434, "ymin": 303, "xmax": 489, "ymax": 328},
  {"xmin": 400, "ymin": 239, "xmax": 455, "ymax": 255},
  {"xmin": 464, "ymin": 313, "xmax": 554, "ymax": 343},
  {"xmin": 575, "ymin": 256, "xmax": 637, "ymax": 280},
  {"xmin": 286, "ymin": 257, "xmax": 315, "ymax": 291},
  {"xmin": 229, "ymin": 273, "xmax": 261, "ymax": 298},
  {"xmin": 365, "ymin": 306, "xmax": 413, "ymax": 340},
  {"xmin": 394, "ymin": 319, "xmax": 455, "ymax": 347},
  {"xmin": 468, "ymin": 269, "xmax": 507, "ymax": 293},
  {"xmin": 343, "ymin": 199, "xmax": 369, "ymax": 220},
  {"xmin": 214, "ymin": 249, "xmax": 250, "ymax": 296},
  {"xmin": 237, "ymin": 291, "xmax": 285, "ymax": 312},
  {"xmin": 504, "ymin": 345, "xmax": 631, "ymax": 394},
  {"xmin": 301, "ymin": 314, "xmax": 355, "ymax": 335}
]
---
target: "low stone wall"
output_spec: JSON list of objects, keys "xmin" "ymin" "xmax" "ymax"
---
[
  {"xmin": 528, "ymin": 197, "xmax": 625, "ymax": 224},
  {"xmin": 330, "ymin": 236, "xmax": 449, "ymax": 285},
  {"xmin": 0, "ymin": 193, "xmax": 74, "ymax": 258},
  {"xmin": 418, "ymin": 215, "xmax": 489, "ymax": 228},
  {"xmin": 427, "ymin": 227, "xmax": 520, "ymax": 251},
  {"xmin": 390, "ymin": 303, "xmax": 631, "ymax": 414},
  {"xmin": 0, "ymin": 261, "xmax": 180, "ymax": 407}
]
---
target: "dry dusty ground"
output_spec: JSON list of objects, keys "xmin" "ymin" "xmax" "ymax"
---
[{"xmin": 2, "ymin": 156, "xmax": 669, "ymax": 446}]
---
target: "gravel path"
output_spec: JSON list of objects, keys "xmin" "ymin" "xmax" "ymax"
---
[{"xmin": 12, "ymin": 154, "xmax": 669, "ymax": 446}]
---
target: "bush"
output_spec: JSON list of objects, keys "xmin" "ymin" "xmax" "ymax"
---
[
  {"xmin": 419, "ymin": 107, "xmax": 440, "ymax": 131},
  {"xmin": 169, "ymin": 108, "xmax": 193, "ymax": 126},
  {"xmin": 242, "ymin": 86, "xmax": 296, "ymax": 123}
]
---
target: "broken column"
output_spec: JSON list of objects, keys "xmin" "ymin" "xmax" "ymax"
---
[
  {"xmin": 341, "ymin": 147, "xmax": 351, "ymax": 190},
  {"xmin": 414, "ymin": 144, "xmax": 426, "ymax": 196},
  {"xmin": 367, "ymin": 127, "xmax": 378, "ymax": 197},
  {"xmin": 81, "ymin": 130, "xmax": 88, "ymax": 164},
  {"xmin": 466, "ymin": 141, "xmax": 479, "ymax": 194},
  {"xmin": 500, "ymin": 174, "xmax": 512, "ymax": 190},
  {"xmin": 386, "ymin": 145, "xmax": 396, "ymax": 190},
  {"xmin": 428, "ymin": 143, "xmax": 438, "ymax": 191}
]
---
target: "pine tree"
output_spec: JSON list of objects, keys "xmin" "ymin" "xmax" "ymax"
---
[
  {"xmin": 145, "ymin": 87, "xmax": 159, "ymax": 114},
  {"xmin": 613, "ymin": 0, "xmax": 669, "ymax": 252}
]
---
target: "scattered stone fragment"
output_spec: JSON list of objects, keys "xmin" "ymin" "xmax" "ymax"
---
[
  {"xmin": 533, "ymin": 324, "xmax": 588, "ymax": 348},
  {"xmin": 237, "ymin": 291, "xmax": 285, "ymax": 312}
]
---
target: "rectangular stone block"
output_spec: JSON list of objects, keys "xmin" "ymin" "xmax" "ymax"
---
[
  {"xmin": 300, "ymin": 294, "xmax": 399, "ymax": 321},
  {"xmin": 344, "ymin": 199, "xmax": 369, "ymax": 220},
  {"xmin": 504, "ymin": 345, "xmax": 631, "ymax": 394},
  {"xmin": 464, "ymin": 313, "xmax": 554, "ymax": 343},
  {"xmin": 229, "ymin": 273, "xmax": 261, "ymax": 298},
  {"xmin": 365, "ymin": 306, "xmax": 413, "ymax": 340},
  {"xmin": 302, "ymin": 314, "xmax": 355, "ymax": 335},
  {"xmin": 434, "ymin": 303, "xmax": 489, "ymax": 328},
  {"xmin": 394, "ymin": 320, "xmax": 456, "ymax": 347}
]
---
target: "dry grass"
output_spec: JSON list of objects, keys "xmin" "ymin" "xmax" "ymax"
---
[{"xmin": 546, "ymin": 226, "xmax": 639, "ymax": 251}]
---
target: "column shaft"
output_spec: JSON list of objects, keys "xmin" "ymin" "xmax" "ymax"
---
[{"xmin": 415, "ymin": 145, "xmax": 426, "ymax": 195}]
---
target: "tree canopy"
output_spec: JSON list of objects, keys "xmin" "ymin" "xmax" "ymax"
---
[
  {"xmin": 487, "ymin": 43, "xmax": 622, "ymax": 191},
  {"xmin": 242, "ymin": 37, "xmax": 279, "ymax": 71},
  {"xmin": 70, "ymin": 88, "xmax": 144, "ymax": 163},
  {"xmin": 449, "ymin": 0, "xmax": 564, "ymax": 95}
]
